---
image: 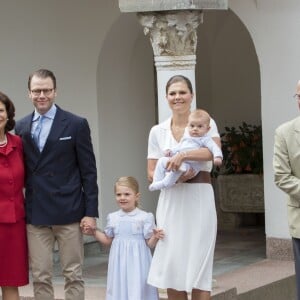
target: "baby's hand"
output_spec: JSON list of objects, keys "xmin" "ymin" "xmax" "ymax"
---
[
  {"xmin": 164, "ymin": 149, "xmax": 172, "ymax": 157},
  {"xmin": 153, "ymin": 228, "xmax": 165, "ymax": 240},
  {"xmin": 214, "ymin": 157, "xmax": 223, "ymax": 167}
]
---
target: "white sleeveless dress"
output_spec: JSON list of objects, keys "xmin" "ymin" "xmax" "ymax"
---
[{"xmin": 147, "ymin": 118, "xmax": 218, "ymax": 292}]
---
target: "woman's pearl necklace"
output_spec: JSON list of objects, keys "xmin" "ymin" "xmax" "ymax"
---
[{"xmin": 0, "ymin": 134, "xmax": 7, "ymax": 147}]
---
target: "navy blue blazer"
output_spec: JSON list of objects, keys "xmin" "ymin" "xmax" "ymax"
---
[{"xmin": 15, "ymin": 106, "xmax": 99, "ymax": 225}]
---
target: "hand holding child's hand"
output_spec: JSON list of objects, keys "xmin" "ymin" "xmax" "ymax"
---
[
  {"xmin": 81, "ymin": 225, "xmax": 95, "ymax": 236},
  {"xmin": 80, "ymin": 217, "xmax": 96, "ymax": 236}
]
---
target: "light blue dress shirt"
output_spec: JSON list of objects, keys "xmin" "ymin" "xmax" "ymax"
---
[{"xmin": 31, "ymin": 104, "xmax": 57, "ymax": 152}]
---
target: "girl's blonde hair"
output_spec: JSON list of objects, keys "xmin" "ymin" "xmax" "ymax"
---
[{"xmin": 114, "ymin": 176, "xmax": 140, "ymax": 207}]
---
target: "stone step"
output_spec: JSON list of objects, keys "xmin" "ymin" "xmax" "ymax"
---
[
  {"xmin": 159, "ymin": 287, "xmax": 237, "ymax": 300},
  {"xmin": 3, "ymin": 259, "xmax": 294, "ymax": 300},
  {"xmin": 158, "ymin": 259, "xmax": 295, "ymax": 300},
  {"xmin": 213, "ymin": 259, "xmax": 296, "ymax": 300}
]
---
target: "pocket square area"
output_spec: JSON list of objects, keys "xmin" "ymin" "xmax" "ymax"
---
[{"xmin": 59, "ymin": 136, "xmax": 72, "ymax": 140}]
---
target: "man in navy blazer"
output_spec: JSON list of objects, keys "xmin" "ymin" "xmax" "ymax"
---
[{"xmin": 15, "ymin": 69, "xmax": 99, "ymax": 300}]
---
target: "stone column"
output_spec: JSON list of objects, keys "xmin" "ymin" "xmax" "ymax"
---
[
  {"xmin": 138, "ymin": 11, "xmax": 202, "ymax": 122},
  {"xmin": 119, "ymin": 0, "xmax": 228, "ymax": 122}
]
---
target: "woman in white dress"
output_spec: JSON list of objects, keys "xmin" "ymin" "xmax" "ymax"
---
[{"xmin": 147, "ymin": 75, "xmax": 220, "ymax": 300}]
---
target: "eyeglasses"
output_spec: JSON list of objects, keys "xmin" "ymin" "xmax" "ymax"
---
[
  {"xmin": 294, "ymin": 94, "xmax": 300, "ymax": 100},
  {"xmin": 31, "ymin": 88, "xmax": 54, "ymax": 96}
]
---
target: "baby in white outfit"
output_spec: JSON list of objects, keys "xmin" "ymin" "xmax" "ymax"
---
[{"xmin": 149, "ymin": 109, "xmax": 222, "ymax": 191}]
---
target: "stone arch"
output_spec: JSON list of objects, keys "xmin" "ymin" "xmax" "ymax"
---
[
  {"xmin": 96, "ymin": 8, "xmax": 262, "ymax": 227},
  {"xmin": 96, "ymin": 13, "xmax": 157, "ymax": 218},
  {"xmin": 196, "ymin": 9, "xmax": 261, "ymax": 130}
]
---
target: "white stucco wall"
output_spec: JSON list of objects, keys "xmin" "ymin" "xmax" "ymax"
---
[
  {"xmin": 0, "ymin": 0, "xmax": 297, "ymax": 241},
  {"xmin": 196, "ymin": 9, "xmax": 261, "ymax": 130},
  {"xmin": 229, "ymin": 0, "xmax": 300, "ymax": 239},
  {"xmin": 0, "ymin": 0, "xmax": 158, "ymax": 227}
]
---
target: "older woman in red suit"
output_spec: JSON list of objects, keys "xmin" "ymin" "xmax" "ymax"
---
[{"xmin": 0, "ymin": 91, "xmax": 28, "ymax": 300}]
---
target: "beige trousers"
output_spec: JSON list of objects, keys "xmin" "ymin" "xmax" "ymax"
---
[{"xmin": 27, "ymin": 223, "xmax": 84, "ymax": 300}]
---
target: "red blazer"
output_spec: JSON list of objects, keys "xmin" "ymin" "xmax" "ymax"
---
[{"xmin": 0, "ymin": 133, "xmax": 25, "ymax": 223}]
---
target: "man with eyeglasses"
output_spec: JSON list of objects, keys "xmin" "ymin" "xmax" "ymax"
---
[
  {"xmin": 273, "ymin": 79, "xmax": 300, "ymax": 300},
  {"xmin": 15, "ymin": 69, "xmax": 99, "ymax": 300}
]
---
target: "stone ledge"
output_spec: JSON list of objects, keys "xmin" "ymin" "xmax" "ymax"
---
[
  {"xmin": 0, "ymin": 298, "xmax": 59, "ymax": 300},
  {"xmin": 212, "ymin": 287, "xmax": 237, "ymax": 300},
  {"xmin": 158, "ymin": 259, "xmax": 296, "ymax": 300},
  {"xmin": 214, "ymin": 259, "xmax": 296, "ymax": 300},
  {"xmin": 266, "ymin": 237, "xmax": 294, "ymax": 260},
  {"xmin": 159, "ymin": 287, "xmax": 237, "ymax": 300},
  {"xmin": 119, "ymin": 0, "xmax": 228, "ymax": 13},
  {"xmin": 217, "ymin": 174, "xmax": 264, "ymax": 213}
]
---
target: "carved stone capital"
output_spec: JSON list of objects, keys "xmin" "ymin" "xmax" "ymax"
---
[
  {"xmin": 137, "ymin": 10, "xmax": 203, "ymax": 56},
  {"xmin": 119, "ymin": 0, "xmax": 228, "ymax": 13}
]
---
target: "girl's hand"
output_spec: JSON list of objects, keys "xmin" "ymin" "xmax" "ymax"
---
[
  {"xmin": 153, "ymin": 228, "xmax": 165, "ymax": 240},
  {"xmin": 80, "ymin": 221, "xmax": 96, "ymax": 235},
  {"xmin": 83, "ymin": 226, "xmax": 96, "ymax": 236}
]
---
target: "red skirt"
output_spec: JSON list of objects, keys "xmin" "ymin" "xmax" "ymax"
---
[{"xmin": 0, "ymin": 218, "xmax": 29, "ymax": 286}]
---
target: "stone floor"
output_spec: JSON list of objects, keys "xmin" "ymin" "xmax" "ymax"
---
[
  {"xmin": 1, "ymin": 226, "xmax": 267, "ymax": 300},
  {"xmin": 213, "ymin": 227, "xmax": 266, "ymax": 276}
]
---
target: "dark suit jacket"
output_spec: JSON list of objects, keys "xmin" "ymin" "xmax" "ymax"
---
[{"xmin": 15, "ymin": 106, "xmax": 99, "ymax": 225}]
